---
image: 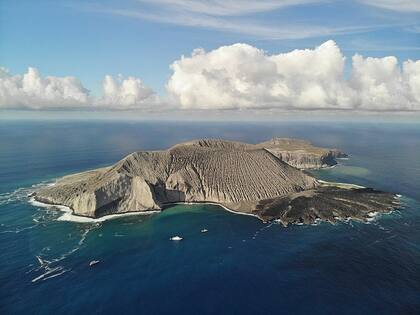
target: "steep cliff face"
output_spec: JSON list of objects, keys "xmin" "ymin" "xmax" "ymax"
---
[
  {"xmin": 35, "ymin": 139, "xmax": 317, "ymax": 218},
  {"xmin": 258, "ymin": 138, "xmax": 347, "ymax": 169}
]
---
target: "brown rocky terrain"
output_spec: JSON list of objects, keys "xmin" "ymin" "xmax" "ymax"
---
[
  {"xmin": 258, "ymin": 137, "xmax": 347, "ymax": 169},
  {"xmin": 34, "ymin": 138, "xmax": 398, "ymax": 224}
]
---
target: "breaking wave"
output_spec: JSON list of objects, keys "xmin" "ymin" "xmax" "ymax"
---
[{"xmin": 0, "ymin": 181, "xmax": 55, "ymax": 206}]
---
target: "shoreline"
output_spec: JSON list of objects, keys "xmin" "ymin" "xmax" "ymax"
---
[
  {"xmin": 28, "ymin": 178, "xmax": 400, "ymax": 225},
  {"xmin": 317, "ymin": 179, "xmax": 366, "ymax": 189},
  {"xmin": 29, "ymin": 193, "xmax": 400, "ymax": 225},
  {"xmin": 29, "ymin": 197, "xmax": 161, "ymax": 223},
  {"xmin": 164, "ymin": 201, "xmax": 261, "ymax": 220},
  {"xmin": 29, "ymin": 180, "xmax": 263, "ymax": 223},
  {"xmin": 29, "ymin": 197, "xmax": 261, "ymax": 223}
]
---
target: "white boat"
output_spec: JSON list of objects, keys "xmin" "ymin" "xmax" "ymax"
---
[
  {"xmin": 201, "ymin": 229, "xmax": 208, "ymax": 233},
  {"xmin": 170, "ymin": 236, "xmax": 183, "ymax": 241},
  {"xmin": 89, "ymin": 260, "xmax": 100, "ymax": 266}
]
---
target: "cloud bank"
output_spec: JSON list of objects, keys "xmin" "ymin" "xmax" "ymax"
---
[
  {"xmin": 167, "ymin": 40, "xmax": 420, "ymax": 111},
  {"xmin": 99, "ymin": 75, "xmax": 157, "ymax": 108},
  {"xmin": 1, "ymin": 41, "xmax": 419, "ymax": 111},
  {"xmin": 0, "ymin": 68, "xmax": 157, "ymax": 110},
  {"xmin": 0, "ymin": 67, "xmax": 90, "ymax": 109}
]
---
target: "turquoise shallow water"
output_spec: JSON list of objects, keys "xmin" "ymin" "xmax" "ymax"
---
[{"xmin": 1, "ymin": 121, "xmax": 420, "ymax": 314}]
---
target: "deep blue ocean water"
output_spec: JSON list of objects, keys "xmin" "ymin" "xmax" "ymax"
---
[{"xmin": 1, "ymin": 120, "xmax": 420, "ymax": 314}]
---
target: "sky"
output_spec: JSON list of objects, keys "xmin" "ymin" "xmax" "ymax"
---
[{"xmin": 0, "ymin": 0, "xmax": 419, "ymax": 118}]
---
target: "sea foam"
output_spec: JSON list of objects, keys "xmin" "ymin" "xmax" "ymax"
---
[{"xmin": 29, "ymin": 197, "xmax": 159, "ymax": 223}]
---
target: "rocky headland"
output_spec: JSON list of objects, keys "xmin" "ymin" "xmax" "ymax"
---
[
  {"xmin": 258, "ymin": 137, "xmax": 347, "ymax": 169},
  {"xmin": 34, "ymin": 138, "xmax": 398, "ymax": 225}
]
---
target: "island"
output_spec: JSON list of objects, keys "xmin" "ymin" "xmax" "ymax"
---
[{"xmin": 34, "ymin": 138, "xmax": 399, "ymax": 225}]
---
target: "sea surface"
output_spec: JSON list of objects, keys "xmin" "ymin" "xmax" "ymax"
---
[{"xmin": 1, "ymin": 120, "xmax": 420, "ymax": 314}]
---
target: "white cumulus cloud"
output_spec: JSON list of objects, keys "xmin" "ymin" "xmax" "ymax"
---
[
  {"xmin": 167, "ymin": 40, "xmax": 420, "ymax": 111},
  {"xmin": 0, "ymin": 67, "xmax": 90, "ymax": 109},
  {"xmin": 350, "ymin": 55, "xmax": 420, "ymax": 110},
  {"xmin": 2, "ymin": 41, "xmax": 419, "ymax": 112},
  {"xmin": 98, "ymin": 74, "xmax": 157, "ymax": 108},
  {"xmin": 0, "ymin": 67, "xmax": 157, "ymax": 110}
]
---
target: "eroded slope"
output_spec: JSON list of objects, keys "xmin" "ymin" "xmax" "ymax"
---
[
  {"xmin": 34, "ymin": 138, "xmax": 398, "ymax": 224},
  {"xmin": 35, "ymin": 139, "xmax": 316, "ymax": 218}
]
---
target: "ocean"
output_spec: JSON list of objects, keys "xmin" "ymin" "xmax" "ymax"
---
[{"xmin": 1, "ymin": 120, "xmax": 420, "ymax": 314}]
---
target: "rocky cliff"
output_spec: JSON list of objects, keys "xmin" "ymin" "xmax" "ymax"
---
[
  {"xmin": 34, "ymin": 138, "xmax": 397, "ymax": 224},
  {"xmin": 258, "ymin": 138, "xmax": 347, "ymax": 169}
]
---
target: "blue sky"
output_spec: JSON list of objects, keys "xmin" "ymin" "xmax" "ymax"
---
[
  {"xmin": 0, "ymin": 0, "xmax": 419, "ymax": 116},
  {"xmin": 1, "ymin": 0, "xmax": 419, "ymax": 95}
]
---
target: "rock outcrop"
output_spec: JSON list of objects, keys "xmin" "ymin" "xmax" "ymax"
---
[
  {"xmin": 251, "ymin": 186, "xmax": 398, "ymax": 225},
  {"xmin": 34, "ymin": 138, "xmax": 398, "ymax": 224},
  {"xmin": 258, "ymin": 138, "xmax": 347, "ymax": 169}
]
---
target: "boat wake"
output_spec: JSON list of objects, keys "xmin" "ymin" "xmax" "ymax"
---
[
  {"xmin": 1, "ymin": 181, "xmax": 106, "ymax": 283},
  {"xmin": 30, "ymin": 255, "xmax": 70, "ymax": 283},
  {"xmin": 28, "ymin": 223, "xmax": 102, "ymax": 283}
]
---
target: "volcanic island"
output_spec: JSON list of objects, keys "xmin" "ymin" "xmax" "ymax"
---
[{"xmin": 33, "ymin": 138, "xmax": 399, "ymax": 225}]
